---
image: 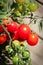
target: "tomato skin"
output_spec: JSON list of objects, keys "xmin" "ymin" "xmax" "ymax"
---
[
  {"xmin": 29, "ymin": 2, "xmax": 39, "ymax": 12},
  {"xmin": 0, "ymin": 26, "xmax": 3, "ymax": 33},
  {"xmin": 16, "ymin": 0, "xmax": 25, "ymax": 4},
  {"xmin": 0, "ymin": 34, "xmax": 7, "ymax": 44},
  {"xmin": 7, "ymin": 22, "xmax": 19, "ymax": 33},
  {"xmin": 12, "ymin": 40, "xmax": 20, "ymax": 48},
  {"xmin": 18, "ymin": 24, "xmax": 31, "ymax": 40},
  {"xmin": 27, "ymin": 33, "xmax": 38, "ymax": 46}
]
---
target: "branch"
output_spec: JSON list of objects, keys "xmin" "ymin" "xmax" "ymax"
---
[
  {"xmin": 1, "ymin": 24, "xmax": 12, "ymax": 47},
  {"xmin": 36, "ymin": 0, "xmax": 43, "ymax": 5}
]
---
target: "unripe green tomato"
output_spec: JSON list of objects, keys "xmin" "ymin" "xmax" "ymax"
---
[
  {"xmin": 16, "ymin": 0, "xmax": 25, "ymax": 4},
  {"xmin": 12, "ymin": 55, "xmax": 24, "ymax": 65},
  {"xmin": 26, "ymin": 58, "xmax": 31, "ymax": 64},
  {"xmin": 22, "ymin": 50, "xmax": 30, "ymax": 58},
  {"xmin": 29, "ymin": 2, "xmax": 39, "ymax": 12},
  {"xmin": 24, "ymin": 0, "xmax": 30, "ymax": 4},
  {"xmin": 12, "ymin": 40, "xmax": 20, "ymax": 48},
  {"xmin": 18, "ymin": 45, "xmax": 26, "ymax": 53}
]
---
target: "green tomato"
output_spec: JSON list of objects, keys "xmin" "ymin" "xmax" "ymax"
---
[
  {"xmin": 24, "ymin": 0, "xmax": 30, "ymax": 4},
  {"xmin": 18, "ymin": 45, "xmax": 26, "ymax": 53},
  {"xmin": 29, "ymin": 2, "xmax": 39, "ymax": 12},
  {"xmin": 18, "ymin": 5, "xmax": 23, "ymax": 12},
  {"xmin": 12, "ymin": 55, "xmax": 24, "ymax": 65},
  {"xmin": 22, "ymin": 50, "xmax": 30, "ymax": 59},
  {"xmin": 16, "ymin": 0, "xmax": 25, "ymax": 4},
  {"xmin": 5, "ymin": 45, "xmax": 13, "ymax": 54},
  {"xmin": 12, "ymin": 40, "xmax": 20, "ymax": 48},
  {"xmin": 26, "ymin": 58, "xmax": 31, "ymax": 65}
]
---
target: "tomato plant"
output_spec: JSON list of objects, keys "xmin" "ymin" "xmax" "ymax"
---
[
  {"xmin": 0, "ymin": 34, "xmax": 7, "ymax": 44},
  {"xmin": 27, "ymin": 33, "xmax": 38, "ymax": 46},
  {"xmin": 16, "ymin": 0, "xmax": 25, "ymax": 4},
  {"xmin": 12, "ymin": 40, "xmax": 20, "ymax": 48},
  {"xmin": 11, "ymin": 29, "xmax": 19, "ymax": 40},
  {"xmin": 0, "ymin": 25, "xmax": 3, "ymax": 33},
  {"xmin": 18, "ymin": 24, "xmax": 31, "ymax": 40},
  {"xmin": 3, "ymin": 19, "xmax": 9, "ymax": 26},
  {"xmin": 29, "ymin": 2, "xmax": 39, "ymax": 12},
  {"xmin": 12, "ymin": 55, "xmax": 24, "ymax": 65},
  {"xmin": 0, "ymin": 0, "xmax": 42, "ymax": 65},
  {"xmin": 7, "ymin": 22, "xmax": 19, "ymax": 33},
  {"xmin": 22, "ymin": 50, "xmax": 30, "ymax": 58}
]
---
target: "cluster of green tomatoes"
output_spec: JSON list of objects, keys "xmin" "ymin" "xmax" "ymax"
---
[
  {"xmin": 5, "ymin": 40, "xmax": 31, "ymax": 65},
  {"xmin": 11, "ymin": 0, "xmax": 39, "ymax": 17}
]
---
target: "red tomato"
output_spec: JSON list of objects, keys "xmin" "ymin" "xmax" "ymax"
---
[
  {"xmin": 0, "ymin": 26, "xmax": 3, "ymax": 33},
  {"xmin": 5, "ymin": 27, "xmax": 8, "ymax": 31},
  {"xmin": 11, "ymin": 29, "xmax": 19, "ymax": 40},
  {"xmin": 18, "ymin": 24, "xmax": 31, "ymax": 40},
  {"xmin": 27, "ymin": 33, "xmax": 38, "ymax": 46},
  {"xmin": 7, "ymin": 22, "xmax": 19, "ymax": 33},
  {"xmin": 0, "ymin": 34, "xmax": 7, "ymax": 44}
]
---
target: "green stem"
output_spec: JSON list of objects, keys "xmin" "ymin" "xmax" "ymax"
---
[{"xmin": 1, "ymin": 24, "xmax": 12, "ymax": 47}]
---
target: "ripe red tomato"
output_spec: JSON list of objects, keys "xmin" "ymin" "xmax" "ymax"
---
[
  {"xmin": 0, "ymin": 25, "xmax": 3, "ymax": 33},
  {"xmin": 27, "ymin": 33, "xmax": 38, "ymax": 46},
  {"xmin": 0, "ymin": 34, "xmax": 7, "ymax": 44},
  {"xmin": 18, "ymin": 24, "xmax": 31, "ymax": 40},
  {"xmin": 7, "ymin": 22, "xmax": 19, "ymax": 33}
]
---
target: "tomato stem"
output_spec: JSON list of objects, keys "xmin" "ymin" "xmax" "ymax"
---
[{"xmin": 1, "ymin": 24, "xmax": 12, "ymax": 47}]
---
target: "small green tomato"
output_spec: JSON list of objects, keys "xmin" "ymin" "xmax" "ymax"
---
[
  {"xmin": 29, "ymin": 2, "xmax": 39, "ymax": 12},
  {"xmin": 12, "ymin": 55, "xmax": 24, "ymax": 65},
  {"xmin": 22, "ymin": 50, "xmax": 30, "ymax": 58},
  {"xmin": 12, "ymin": 40, "xmax": 20, "ymax": 48}
]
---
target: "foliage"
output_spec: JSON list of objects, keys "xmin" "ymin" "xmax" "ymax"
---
[{"xmin": 0, "ymin": 0, "xmax": 43, "ymax": 65}]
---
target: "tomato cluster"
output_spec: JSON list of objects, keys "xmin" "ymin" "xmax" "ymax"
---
[{"xmin": 0, "ymin": 19, "xmax": 38, "ymax": 46}]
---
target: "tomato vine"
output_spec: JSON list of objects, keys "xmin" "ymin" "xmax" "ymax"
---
[{"xmin": 0, "ymin": 0, "xmax": 43, "ymax": 65}]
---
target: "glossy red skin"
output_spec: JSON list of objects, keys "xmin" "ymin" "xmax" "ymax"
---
[
  {"xmin": 18, "ymin": 24, "xmax": 31, "ymax": 40},
  {"xmin": 0, "ymin": 26, "xmax": 3, "ymax": 33},
  {"xmin": 0, "ymin": 34, "xmax": 7, "ymax": 44},
  {"xmin": 7, "ymin": 22, "xmax": 19, "ymax": 33},
  {"xmin": 27, "ymin": 33, "xmax": 38, "ymax": 46}
]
